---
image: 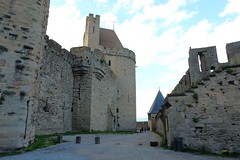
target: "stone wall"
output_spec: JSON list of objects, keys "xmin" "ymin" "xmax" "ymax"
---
[
  {"xmin": 0, "ymin": 0, "xmax": 50, "ymax": 150},
  {"xmin": 90, "ymin": 50, "xmax": 116, "ymax": 131},
  {"xmin": 70, "ymin": 47, "xmax": 117, "ymax": 131},
  {"xmin": 36, "ymin": 39, "xmax": 73, "ymax": 135},
  {"xmin": 102, "ymin": 46, "xmax": 136, "ymax": 131},
  {"xmin": 159, "ymin": 42, "xmax": 240, "ymax": 153}
]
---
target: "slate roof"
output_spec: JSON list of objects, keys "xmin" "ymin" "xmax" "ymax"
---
[
  {"xmin": 148, "ymin": 90, "xmax": 164, "ymax": 114},
  {"xmin": 99, "ymin": 28, "xmax": 123, "ymax": 49}
]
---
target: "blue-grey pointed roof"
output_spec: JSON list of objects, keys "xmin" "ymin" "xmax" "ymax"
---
[{"xmin": 148, "ymin": 90, "xmax": 164, "ymax": 114}]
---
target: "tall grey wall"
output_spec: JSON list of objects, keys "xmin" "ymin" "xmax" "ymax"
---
[
  {"xmin": 160, "ymin": 42, "xmax": 240, "ymax": 153},
  {"xmin": 36, "ymin": 39, "xmax": 73, "ymax": 135},
  {"xmin": 0, "ymin": 0, "xmax": 50, "ymax": 150}
]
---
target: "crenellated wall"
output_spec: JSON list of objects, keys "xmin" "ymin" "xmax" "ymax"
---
[
  {"xmin": 0, "ymin": 0, "xmax": 50, "ymax": 150},
  {"xmin": 158, "ymin": 41, "xmax": 240, "ymax": 154}
]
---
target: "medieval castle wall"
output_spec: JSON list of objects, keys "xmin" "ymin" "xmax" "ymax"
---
[
  {"xmin": 0, "ymin": 3, "xmax": 136, "ymax": 150},
  {"xmin": 0, "ymin": 0, "xmax": 50, "ymax": 150},
  {"xmin": 158, "ymin": 41, "xmax": 240, "ymax": 153},
  {"xmin": 36, "ymin": 38, "xmax": 73, "ymax": 135},
  {"xmin": 70, "ymin": 47, "xmax": 117, "ymax": 131},
  {"xmin": 101, "ymin": 46, "xmax": 136, "ymax": 130}
]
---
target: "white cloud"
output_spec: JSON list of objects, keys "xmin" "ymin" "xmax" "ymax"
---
[
  {"xmin": 220, "ymin": 0, "xmax": 240, "ymax": 17},
  {"xmin": 47, "ymin": 1, "xmax": 85, "ymax": 50},
  {"xmin": 95, "ymin": 0, "xmax": 108, "ymax": 3}
]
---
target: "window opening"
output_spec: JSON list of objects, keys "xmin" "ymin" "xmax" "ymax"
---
[{"xmin": 197, "ymin": 53, "xmax": 202, "ymax": 72}]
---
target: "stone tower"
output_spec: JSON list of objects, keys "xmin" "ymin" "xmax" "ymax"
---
[
  {"xmin": 83, "ymin": 14, "xmax": 100, "ymax": 50},
  {"xmin": 83, "ymin": 13, "xmax": 136, "ymax": 131},
  {"xmin": 0, "ymin": 0, "xmax": 50, "ymax": 150}
]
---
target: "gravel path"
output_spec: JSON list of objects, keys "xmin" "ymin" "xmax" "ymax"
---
[{"xmin": 0, "ymin": 132, "xmax": 238, "ymax": 160}]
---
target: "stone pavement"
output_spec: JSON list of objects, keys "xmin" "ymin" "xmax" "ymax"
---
[{"xmin": 0, "ymin": 132, "xmax": 238, "ymax": 160}]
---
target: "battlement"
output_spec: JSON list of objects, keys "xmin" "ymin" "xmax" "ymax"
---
[
  {"xmin": 99, "ymin": 45, "xmax": 136, "ymax": 62},
  {"xmin": 172, "ymin": 41, "xmax": 240, "ymax": 94},
  {"xmin": 45, "ymin": 38, "xmax": 74, "ymax": 65},
  {"xmin": 88, "ymin": 13, "xmax": 100, "ymax": 21},
  {"xmin": 226, "ymin": 41, "xmax": 240, "ymax": 64}
]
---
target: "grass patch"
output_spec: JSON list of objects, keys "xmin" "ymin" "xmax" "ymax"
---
[
  {"xmin": 25, "ymin": 135, "xmax": 59, "ymax": 152},
  {"xmin": 0, "ymin": 135, "xmax": 60, "ymax": 157}
]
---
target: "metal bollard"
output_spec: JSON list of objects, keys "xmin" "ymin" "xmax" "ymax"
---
[
  {"xmin": 95, "ymin": 136, "xmax": 100, "ymax": 144},
  {"xmin": 76, "ymin": 136, "xmax": 81, "ymax": 144},
  {"xmin": 57, "ymin": 136, "xmax": 63, "ymax": 143}
]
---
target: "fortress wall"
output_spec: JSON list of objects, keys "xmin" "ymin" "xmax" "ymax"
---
[
  {"xmin": 102, "ymin": 47, "xmax": 136, "ymax": 131},
  {"xmin": 159, "ymin": 42, "xmax": 240, "ymax": 153},
  {"xmin": 165, "ymin": 66, "xmax": 240, "ymax": 153},
  {"xmin": 90, "ymin": 50, "xmax": 117, "ymax": 131},
  {"xmin": 36, "ymin": 39, "xmax": 73, "ymax": 135},
  {"xmin": 0, "ymin": 0, "xmax": 50, "ymax": 150}
]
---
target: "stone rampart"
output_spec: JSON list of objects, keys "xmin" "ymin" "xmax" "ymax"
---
[
  {"xmin": 159, "ymin": 41, "xmax": 240, "ymax": 153},
  {"xmin": 36, "ymin": 38, "xmax": 73, "ymax": 135}
]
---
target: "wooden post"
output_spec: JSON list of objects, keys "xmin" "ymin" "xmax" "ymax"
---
[
  {"xmin": 76, "ymin": 136, "xmax": 81, "ymax": 144},
  {"xmin": 57, "ymin": 136, "xmax": 63, "ymax": 143},
  {"xmin": 95, "ymin": 136, "xmax": 100, "ymax": 144}
]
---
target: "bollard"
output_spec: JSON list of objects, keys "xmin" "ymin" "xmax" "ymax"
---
[
  {"xmin": 150, "ymin": 141, "xmax": 158, "ymax": 147},
  {"xmin": 95, "ymin": 136, "xmax": 100, "ymax": 144},
  {"xmin": 76, "ymin": 136, "xmax": 81, "ymax": 144},
  {"xmin": 57, "ymin": 136, "xmax": 63, "ymax": 143}
]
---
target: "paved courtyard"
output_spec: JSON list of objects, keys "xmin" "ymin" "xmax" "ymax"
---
[{"xmin": 0, "ymin": 132, "xmax": 238, "ymax": 160}]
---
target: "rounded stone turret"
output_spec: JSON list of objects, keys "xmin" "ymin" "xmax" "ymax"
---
[
  {"xmin": 0, "ymin": 0, "xmax": 50, "ymax": 150},
  {"xmin": 101, "ymin": 46, "xmax": 136, "ymax": 131}
]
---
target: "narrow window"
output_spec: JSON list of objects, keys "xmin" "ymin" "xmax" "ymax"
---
[
  {"xmin": 116, "ymin": 108, "xmax": 119, "ymax": 113},
  {"xmin": 108, "ymin": 60, "xmax": 111, "ymax": 66},
  {"xmin": 197, "ymin": 53, "xmax": 202, "ymax": 72},
  {"xmin": 93, "ymin": 26, "xmax": 95, "ymax": 33},
  {"xmin": 165, "ymin": 116, "xmax": 169, "ymax": 132}
]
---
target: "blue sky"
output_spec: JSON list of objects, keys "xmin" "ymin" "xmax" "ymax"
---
[{"xmin": 47, "ymin": 0, "xmax": 240, "ymax": 121}]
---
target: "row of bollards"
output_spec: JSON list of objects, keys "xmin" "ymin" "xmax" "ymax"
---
[{"xmin": 57, "ymin": 136, "xmax": 100, "ymax": 144}]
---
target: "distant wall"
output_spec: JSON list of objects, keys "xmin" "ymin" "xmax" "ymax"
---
[{"xmin": 102, "ymin": 46, "xmax": 136, "ymax": 131}]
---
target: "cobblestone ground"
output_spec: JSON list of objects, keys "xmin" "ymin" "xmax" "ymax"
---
[{"xmin": 0, "ymin": 132, "xmax": 238, "ymax": 160}]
